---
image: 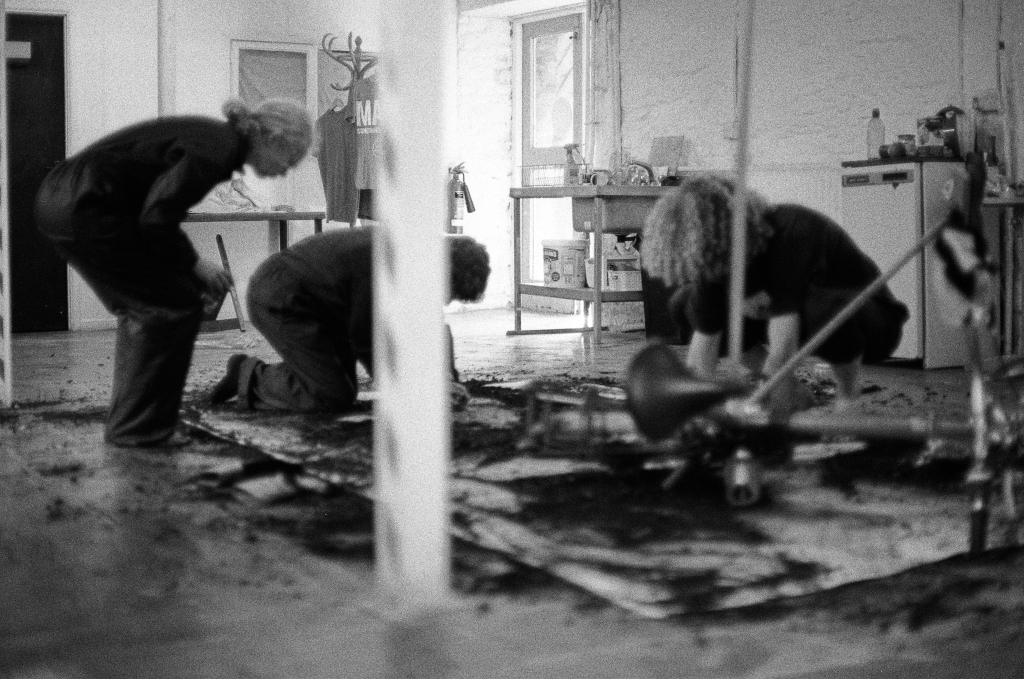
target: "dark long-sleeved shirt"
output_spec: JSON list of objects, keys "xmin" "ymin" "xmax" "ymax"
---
[
  {"xmin": 276, "ymin": 227, "xmax": 374, "ymax": 367},
  {"xmin": 269, "ymin": 227, "xmax": 458, "ymax": 380},
  {"xmin": 679, "ymin": 204, "xmax": 907, "ymax": 334},
  {"xmin": 35, "ymin": 115, "xmax": 249, "ymax": 271}
]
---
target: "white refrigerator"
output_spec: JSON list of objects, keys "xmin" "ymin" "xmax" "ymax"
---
[{"xmin": 840, "ymin": 159, "xmax": 969, "ymax": 368}]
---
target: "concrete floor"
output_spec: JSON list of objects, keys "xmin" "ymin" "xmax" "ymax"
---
[
  {"xmin": 10, "ymin": 308, "xmax": 640, "ymax": 405},
  {"xmin": 2, "ymin": 309, "xmax": 1023, "ymax": 679}
]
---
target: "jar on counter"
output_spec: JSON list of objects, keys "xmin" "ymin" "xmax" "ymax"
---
[{"xmin": 897, "ymin": 134, "xmax": 916, "ymax": 155}]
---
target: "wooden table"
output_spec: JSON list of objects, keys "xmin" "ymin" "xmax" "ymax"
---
[
  {"xmin": 982, "ymin": 195, "xmax": 1024, "ymax": 355},
  {"xmin": 184, "ymin": 210, "xmax": 325, "ymax": 251},
  {"xmin": 183, "ymin": 210, "xmax": 325, "ymax": 331},
  {"xmin": 509, "ymin": 185, "xmax": 675, "ymax": 344}
]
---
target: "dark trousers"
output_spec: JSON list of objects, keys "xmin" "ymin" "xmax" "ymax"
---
[
  {"xmin": 241, "ymin": 258, "xmax": 360, "ymax": 412},
  {"xmin": 672, "ymin": 286, "xmax": 907, "ymax": 365},
  {"xmin": 52, "ymin": 239, "xmax": 204, "ymax": 446},
  {"xmin": 800, "ymin": 287, "xmax": 907, "ymax": 364}
]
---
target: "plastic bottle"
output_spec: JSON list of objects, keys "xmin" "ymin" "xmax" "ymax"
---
[
  {"xmin": 564, "ymin": 143, "xmax": 580, "ymax": 185},
  {"xmin": 866, "ymin": 109, "xmax": 885, "ymax": 160},
  {"xmin": 986, "ymin": 135, "xmax": 1000, "ymax": 170},
  {"xmin": 987, "ymin": 135, "xmax": 1008, "ymax": 195}
]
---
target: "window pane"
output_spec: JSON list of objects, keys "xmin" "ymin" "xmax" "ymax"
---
[
  {"xmin": 238, "ymin": 49, "xmax": 306, "ymax": 106},
  {"xmin": 530, "ymin": 32, "xmax": 574, "ymax": 149}
]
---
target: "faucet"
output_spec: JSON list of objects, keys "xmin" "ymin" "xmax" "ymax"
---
[{"xmin": 626, "ymin": 160, "xmax": 656, "ymax": 185}]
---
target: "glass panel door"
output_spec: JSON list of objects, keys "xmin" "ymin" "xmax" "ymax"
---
[
  {"xmin": 528, "ymin": 30, "xmax": 576, "ymax": 151},
  {"xmin": 521, "ymin": 13, "xmax": 582, "ymax": 282}
]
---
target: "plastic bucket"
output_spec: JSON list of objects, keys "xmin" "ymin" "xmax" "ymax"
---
[{"xmin": 543, "ymin": 239, "xmax": 588, "ymax": 288}]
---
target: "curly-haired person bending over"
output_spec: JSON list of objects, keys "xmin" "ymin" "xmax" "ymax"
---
[{"xmin": 642, "ymin": 173, "xmax": 909, "ymax": 415}]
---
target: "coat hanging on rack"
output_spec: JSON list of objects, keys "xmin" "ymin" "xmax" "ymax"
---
[{"xmin": 316, "ymin": 32, "xmax": 379, "ymax": 225}]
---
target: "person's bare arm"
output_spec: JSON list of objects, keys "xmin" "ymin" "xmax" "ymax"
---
[
  {"xmin": 762, "ymin": 313, "xmax": 799, "ymax": 376},
  {"xmin": 685, "ymin": 330, "xmax": 722, "ymax": 378},
  {"xmin": 761, "ymin": 313, "xmax": 803, "ymax": 414}
]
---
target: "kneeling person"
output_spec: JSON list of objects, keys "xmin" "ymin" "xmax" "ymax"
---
[
  {"xmin": 211, "ymin": 228, "xmax": 490, "ymax": 411},
  {"xmin": 642, "ymin": 173, "xmax": 909, "ymax": 415}
]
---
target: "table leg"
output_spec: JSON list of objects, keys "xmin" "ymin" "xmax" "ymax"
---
[
  {"xmin": 277, "ymin": 219, "xmax": 289, "ymax": 251},
  {"xmin": 593, "ymin": 196, "xmax": 605, "ymax": 345},
  {"xmin": 512, "ymin": 197, "xmax": 523, "ymax": 333},
  {"xmin": 1001, "ymin": 207, "xmax": 1013, "ymax": 355},
  {"xmin": 314, "ymin": 218, "xmax": 323, "ymax": 235},
  {"xmin": 1014, "ymin": 207, "xmax": 1024, "ymax": 356}
]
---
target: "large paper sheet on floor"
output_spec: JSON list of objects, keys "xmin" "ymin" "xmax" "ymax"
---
[{"xmin": 181, "ymin": 383, "xmax": 982, "ymax": 619}]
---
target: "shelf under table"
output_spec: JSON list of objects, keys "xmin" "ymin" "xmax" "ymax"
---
[
  {"xmin": 517, "ymin": 283, "xmax": 643, "ymax": 303},
  {"xmin": 507, "ymin": 283, "xmax": 643, "ymax": 336}
]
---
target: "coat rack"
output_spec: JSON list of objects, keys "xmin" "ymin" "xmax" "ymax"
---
[{"xmin": 321, "ymin": 32, "xmax": 376, "ymax": 92}]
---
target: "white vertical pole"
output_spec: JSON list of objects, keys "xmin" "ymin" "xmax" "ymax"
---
[
  {"xmin": 727, "ymin": 0, "xmax": 756, "ymax": 363},
  {"xmin": 0, "ymin": 0, "xmax": 14, "ymax": 407},
  {"xmin": 157, "ymin": 0, "xmax": 177, "ymax": 117},
  {"xmin": 373, "ymin": 0, "xmax": 455, "ymax": 612}
]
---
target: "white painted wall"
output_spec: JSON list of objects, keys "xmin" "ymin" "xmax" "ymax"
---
[
  {"xmin": 457, "ymin": 0, "xmax": 1024, "ymax": 314},
  {"xmin": 13, "ymin": 0, "xmax": 1023, "ymax": 326},
  {"xmin": 453, "ymin": 13, "xmax": 513, "ymax": 309},
  {"xmin": 159, "ymin": 0, "xmax": 366, "ymax": 326},
  {"xmin": 161, "ymin": 0, "xmax": 368, "ymax": 209},
  {"xmin": 9, "ymin": 0, "xmax": 160, "ymax": 153},
  {"xmin": 617, "ymin": 0, "xmax": 1005, "ymax": 218},
  {"xmin": 12, "ymin": 0, "xmax": 373, "ymax": 329}
]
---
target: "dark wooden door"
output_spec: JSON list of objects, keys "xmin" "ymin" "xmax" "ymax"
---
[{"xmin": 7, "ymin": 14, "xmax": 67, "ymax": 332}]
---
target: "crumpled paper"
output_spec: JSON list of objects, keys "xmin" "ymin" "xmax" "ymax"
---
[{"xmin": 191, "ymin": 176, "xmax": 264, "ymax": 213}]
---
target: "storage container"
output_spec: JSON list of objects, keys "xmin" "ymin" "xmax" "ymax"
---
[
  {"xmin": 542, "ymin": 239, "xmax": 588, "ymax": 288},
  {"xmin": 585, "ymin": 254, "xmax": 642, "ymax": 290}
]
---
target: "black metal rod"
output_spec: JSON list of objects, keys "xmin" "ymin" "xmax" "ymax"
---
[{"xmin": 216, "ymin": 234, "xmax": 246, "ymax": 332}]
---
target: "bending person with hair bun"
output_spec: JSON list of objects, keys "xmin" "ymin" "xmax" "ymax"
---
[
  {"xmin": 210, "ymin": 229, "xmax": 491, "ymax": 413},
  {"xmin": 642, "ymin": 172, "xmax": 909, "ymax": 415},
  {"xmin": 34, "ymin": 98, "xmax": 313, "ymax": 447}
]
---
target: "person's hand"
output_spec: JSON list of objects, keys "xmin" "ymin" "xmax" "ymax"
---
[
  {"xmin": 760, "ymin": 373, "xmax": 816, "ymax": 418},
  {"xmin": 450, "ymin": 382, "xmax": 470, "ymax": 411},
  {"xmin": 193, "ymin": 257, "xmax": 233, "ymax": 299},
  {"xmin": 200, "ymin": 291, "xmax": 223, "ymax": 319}
]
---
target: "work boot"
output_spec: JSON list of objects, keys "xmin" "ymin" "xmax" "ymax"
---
[
  {"xmin": 106, "ymin": 430, "xmax": 192, "ymax": 449},
  {"xmin": 211, "ymin": 353, "xmax": 247, "ymax": 405}
]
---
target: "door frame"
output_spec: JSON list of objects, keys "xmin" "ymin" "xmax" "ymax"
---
[
  {"xmin": 0, "ymin": 0, "xmax": 11, "ymax": 404},
  {"xmin": 519, "ymin": 13, "xmax": 583, "ymax": 170},
  {"xmin": 512, "ymin": 6, "xmax": 587, "ymax": 171}
]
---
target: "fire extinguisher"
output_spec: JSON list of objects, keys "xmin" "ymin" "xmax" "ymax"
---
[{"xmin": 448, "ymin": 163, "xmax": 476, "ymax": 234}]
